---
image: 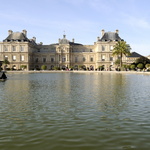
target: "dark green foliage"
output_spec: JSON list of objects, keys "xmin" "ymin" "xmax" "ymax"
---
[
  {"xmin": 112, "ymin": 41, "xmax": 131, "ymax": 67},
  {"xmin": 2, "ymin": 59, "xmax": 10, "ymax": 65},
  {"xmin": 20, "ymin": 65, "xmax": 27, "ymax": 69},
  {"xmin": 137, "ymin": 63, "xmax": 144, "ymax": 69},
  {"xmin": 136, "ymin": 56, "xmax": 150, "ymax": 65},
  {"xmin": 98, "ymin": 65, "xmax": 104, "ymax": 71},
  {"xmin": 41, "ymin": 65, "xmax": 47, "ymax": 70},
  {"xmin": 130, "ymin": 64, "xmax": 136, "ymax": 70}
]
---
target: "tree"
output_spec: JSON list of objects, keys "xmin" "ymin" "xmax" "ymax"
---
[
  {"xmin": 20, "ymin": 65, "xmax": 27, "ymax": 70},
  {"xmin": 145, "ymin": 64, "xmax": 150, "ymax": 69},
  {"xmin": 41, "ymin": 65, "xmax": 47, "ymax": 70},
  {"xmin": 130, "ymin": 64, "xmax": 136, "ymax": 70},
  {"xmin": 112, "ymin": 41, "xmax": 131, "ymax": 67},
  {"xmin": 98, "ymin": 65, "xmax": 104, "ymax": 71},
  {"xmin": 136, "ymin": 56, "xmax": 150, "ymax": 65},
  {"xmin": 2, "ymin": 59, "xmax": 10, "ymax": 70},
  {"xmin": 137, "ymin": 63, "xmax": 144, "ymax": 70},
  {"xmin": 115, "ymin": 59, "xmax": 121, "ymax": 66}
]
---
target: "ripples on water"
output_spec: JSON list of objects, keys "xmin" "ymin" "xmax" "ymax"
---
[{"xmin": 0, "ymin": 72, "xmax": 150, "ymax": 150}]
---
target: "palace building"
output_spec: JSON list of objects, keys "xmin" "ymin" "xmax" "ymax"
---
[{"xmin": 0, "ymin": 29, "xmax": 133, "ymax": 71}]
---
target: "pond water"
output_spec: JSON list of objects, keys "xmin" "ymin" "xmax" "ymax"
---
[{"xmin": 0, "ymin": 72, "xmax": 150, "ymax": 150}]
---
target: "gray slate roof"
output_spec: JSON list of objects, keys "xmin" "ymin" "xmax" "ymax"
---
[
  {"xmin": 100, "ymin": 32, "xmax": 123, "ymax": 41},
  {"xmin": 127, "ymin": 52, "xmax": 143, "ymax": 58},
  {"xmin": 3, "ymin": 32, "xmax": 30, "ymax": 42}
]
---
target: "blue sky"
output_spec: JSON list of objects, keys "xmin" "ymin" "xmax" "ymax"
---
[{"xmin": 0, "ymin": 0, "xmax": 150, "ymax": 56}]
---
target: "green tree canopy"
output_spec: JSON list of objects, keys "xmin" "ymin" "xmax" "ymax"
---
[
  {"xmin": 135, "ymin": 56, "xmax": 150, "ymax": 65},
  {"xmin": 41, "ymin": 65, "xmax": 47, "ymax": 70},
  {"xmin": 137, "ymin": 63, "xmax": 144, "ymax": 69},
  {"xmin": 112, "ymin": 41, "xmax": 131, "ymax": 67},
  {"xmin": 2, "ymin": 59, "xmax": 10, "ymax": 65}
]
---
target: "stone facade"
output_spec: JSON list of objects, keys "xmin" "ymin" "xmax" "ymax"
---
[{"xmin": 0, "ymin": 29, "xmax": 129, "ymax": 71}]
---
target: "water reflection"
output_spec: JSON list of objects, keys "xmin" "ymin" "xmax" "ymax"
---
[{"xmin": 0, "ymin": 72, "xmax": 150, "ymax": 150}]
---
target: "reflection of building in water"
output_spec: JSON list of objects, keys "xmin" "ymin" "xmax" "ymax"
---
[
  {"xmin": 93, "ymin": 74, "xmax": 129, "ymax": 112},
  {"xmin": 3, "ymin": 78, "xmax": 31, "ymax": 115},
  {"xmin": 0, "ymin": 29, "xmax": 144, "ymax": 71}
]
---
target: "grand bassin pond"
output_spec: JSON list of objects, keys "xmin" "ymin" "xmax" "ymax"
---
[{"xmin": 0, "ymin": 72, "xmax": 150, "ymax": 150}]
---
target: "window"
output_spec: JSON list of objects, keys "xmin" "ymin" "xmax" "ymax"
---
[
  {"xmin": 51, "ymin": 58, "xmax": 54, "ymax": 62},
  {"xmin": 90, "ymin": 57, "xmax": 93, "ymax": 62},
  {"xmin": 102, "ymin": 55, "xmax": 105, "ymax": 61},
  {"xmin": 12, "ymin": 46, "xmax": 16, "ymax": 51},
  {"xmin": 4, "ymin": 56, "xmax": 8, "ymax": 60},
  {"xmin": 20, "ymin": 46, "xmax": 24, "ymax": 51},
  {"xmin": 62, "ymin": 57, "xmax": 66, "ymax": 62},
  {"xmin": 20, "ymin": 55, "xmax": 24, "ymax": 61},
  {"xmin": 35, "ymin": 58, "xmax": 38, "ymax": 62},
  {"xmin": 110, "ymin": 57, "xmax": 113, "ymax": 61},
  {"xmin": 75, "ymin": 57, "xmax": 78, "ymax": 63},
  {"xmin": 12, "ymin": 55, "xmax": 16, "ymax": 61},
  {"xmin": 43, "ymin": 58, "xmax": 46, "ymax": 62},
  {"xmin": 90, "ymin": 49, "xmax": 93, "ymax": 52},
  {"xmin": 83, "ymin": 57, "xmax": 86, "ymax": 62},
  {"xmin": 110, "ymin": 46, "xmax": 113, "ymax": 51},
  {"xmin": 4, "ymin": 46, "xmax": 8, "ymax": 51},
  {"xmin": 102, "ymin": 46, "xmax": 105, "ymax": 51}
]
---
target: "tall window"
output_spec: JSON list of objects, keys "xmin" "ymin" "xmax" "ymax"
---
[
  {"xmin": 90, "ymin": 57, "xmax": 93, "ymax": 62},
  {"xmin": 102, "ymin": 55, "xmax": 105, "ymax": 61},
  {"xmin": 20, "ymin": 55, "xmax": 24, "ymax": 61},
  {"xmin": 110, "ymin": 46, "xmax": 113, "ymax": 51},
  {"xmin": 83, "ymin": 57, "xmax": 86, "ymax": 62},
  {"xmin": 62, "ymin": 57, "xmax": 66, "ymax": 62},
  {"xmin": 4, "ymin": 56, "xmax": 8, "ymax": 60},
  {"xmin": 102, "ymin": 46, "xmax": 105, "ymax": 51},
  {"xmin": 51, "ymin": 58, "xmax": 54, "ymax": 62},
  {"xmin": 20, "ymin": 46, "xmax": 24, "ymax": 51},
  {"xmin": 35, "ymin": 58, "xmax": 38, "ymax": 62},
  {"xmin": 12, "ymin": 46, "xmax": 16, "ymax": 51},
  {"xmin": 43, "ymin": 58, "xmax": 46, "ymax": 62},
  {"xmin": 75, "ymin": 57, "xmax": 78, "ymax": 63},
  {"xmin": 12, "ymin": 55, "xmax": 16, "ymax": 61},
  {"xmin": 110, "ymin": 57, "xmax": 113, "ymax": 61},
  {"xmin": 4, "ymin": 46, "xmax": 8, "ymax": 51}
]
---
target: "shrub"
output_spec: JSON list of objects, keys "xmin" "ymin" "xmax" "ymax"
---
[
  {"xmin": 98, "ymin": 65, "xmax": 104, "ymax": 71},
  {"xmin": 137, "ymin": 63, "xmax": 144, "ymax": 69},
  {"xmin": 20, "ymin": 65, "xmax": 27, "ymax": 70},
  {"xmin": 41, "ymin": 65, "xmax": 47, "ymax": 70},
  {"xmin": 53, "ymin": 66, "xmax": 60, "ymax": 70},
  {"xmin": 145, "ymin": 64, "xmax": 150, "ymax": 69},
  {"xmin": 130, "ymin": 64, "xmax": 136, "ymax": 70}
]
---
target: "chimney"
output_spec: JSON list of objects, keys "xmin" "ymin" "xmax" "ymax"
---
[
  {"xmin": 101, "ymin": 29, "xmax": 105, "ymax": 37},
  {"xmin": 116, "ymin": 29, "xmax": 119, "ymax": 34},
  {"xmin": 72, "ymin": 38, "xmax": 75, "ymax": 43},
  {"xmin": 8, "ymin": 30, "xmax": 13, "ymax": 35},
  {"xmin": 58, "ymin": 38, "xmax": 61, "ymax": 43},
  {"xmin": 22, "ymin": 30, "xmax": 27, "ymax": 36},
  {"xmin": 63, "ymin": 34, "xmax": 66, "ymax": 39}
]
